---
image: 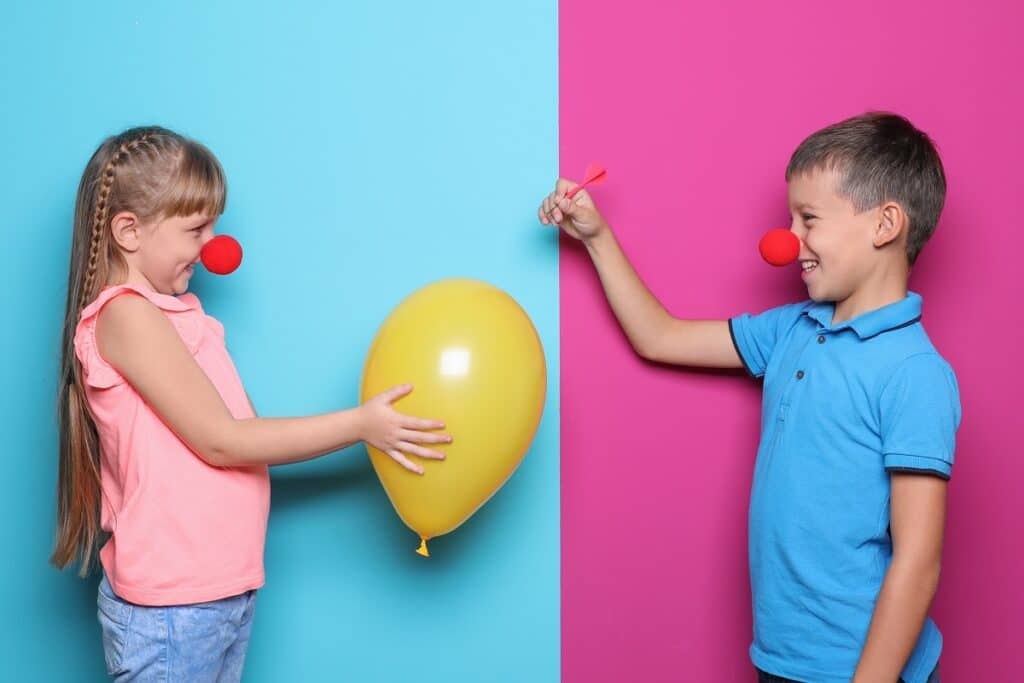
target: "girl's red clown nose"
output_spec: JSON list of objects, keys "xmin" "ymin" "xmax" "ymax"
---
[{"xmin": 201, "ymin": 235, "xmax": 243, "ymax": 274}]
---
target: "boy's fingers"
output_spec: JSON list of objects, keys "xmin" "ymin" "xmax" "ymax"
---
[
  {"xmin": 559, "ymin": 197, "xmax": 580, "ymax": 216},
  {"xmin": 562, "ymin": 189, "xmax": 591, "ymax": 212},
  {"xmin": 571, "ymin": 188, "xmax": 592, "ymax": 205},
  {"xmin": 556, "ymin": 178, "xmax": 577, "ymax": 194}
]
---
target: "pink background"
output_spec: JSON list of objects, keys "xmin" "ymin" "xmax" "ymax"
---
[{"xmin": 559, "ymin": 1, "xmax": 1022, "ymax": 680}]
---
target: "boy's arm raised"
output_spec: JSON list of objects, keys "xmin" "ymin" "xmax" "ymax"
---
[{"xmin": 540, "ymin": 180, "xmax": 742, "ymax": 369}]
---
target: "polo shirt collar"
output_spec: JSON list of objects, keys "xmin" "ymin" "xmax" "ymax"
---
[{"xmin": 804, "ymin": 292, "xmax": 922, "ymax": 340}]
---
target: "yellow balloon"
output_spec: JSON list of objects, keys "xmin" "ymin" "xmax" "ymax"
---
[{"xmin": 360, "ymin": 279, "xmax": 546, "ymax": 556}]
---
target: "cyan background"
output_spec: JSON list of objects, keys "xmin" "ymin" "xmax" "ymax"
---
[{"xmin": 0, "ymin": 2, "xmax": 559, "ymax": 680}]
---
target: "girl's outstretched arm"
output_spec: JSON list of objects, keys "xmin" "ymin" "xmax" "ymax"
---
[{"xmin": 97, "ymin": 292, "xmax": 449, "ymax": 473}]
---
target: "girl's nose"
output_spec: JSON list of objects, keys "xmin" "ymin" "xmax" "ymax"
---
[{"xmin": 200, "ymin": 234, "xmax": 243, "ymax": 275}]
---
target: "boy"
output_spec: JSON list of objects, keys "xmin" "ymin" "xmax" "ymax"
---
[{"xmin": 540, "ymin": 113, "xmax": 959, "ymax": 683}]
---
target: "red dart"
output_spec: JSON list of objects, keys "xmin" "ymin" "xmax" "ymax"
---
[
  {"xmin": 547, "ymin": 163, "xmax": 607, "ymax": 216},
  {"xmin": 759, "ymin": 228, "xmax": 800, "ymax": 266},
  {"xmin": 565, "ymin": 162, "xmax": 607, "ymax": 199},
  {"xmin": 201, "ymin": 235, "xmax": 243, "ymax": 275}
]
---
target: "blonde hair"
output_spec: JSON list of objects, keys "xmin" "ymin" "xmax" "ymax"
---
[{"xmin": 53, "ymin": 126, "xmax": 227, "ymax": 575}]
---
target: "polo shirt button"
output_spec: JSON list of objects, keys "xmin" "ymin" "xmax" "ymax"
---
[
  {"xmin": 796, "ymin": 370, "xmax": 805, "ymax": 380},
  {"xmin": 817, "ymin": 335, "xmax": 826, "ymax": 344}
]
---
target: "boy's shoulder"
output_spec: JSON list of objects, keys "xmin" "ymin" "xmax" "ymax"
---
[
  {"xmin": 839, "ymin": 310, "xmax": 959, "ymax": 408},
  {"xmin": 878, "ymin": 323, "xmax": 959, "ymax": 395},
  {"xmin": 766, "ymin": 294, "xmax": 957, "ymax": 380},
  {"xmin": 860, "ymin": 313, "xmax": 954, "ymax": 371},
  {"xmin": 731, "ymin": 298, "xmax": 817, "ymax": 335}
]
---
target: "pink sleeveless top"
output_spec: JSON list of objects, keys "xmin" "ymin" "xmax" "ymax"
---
[{"xmin": 74, "ymin": 284, "xmax": 269, "ymax": 605}]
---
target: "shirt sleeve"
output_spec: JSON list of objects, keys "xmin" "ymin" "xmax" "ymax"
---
[
  {"xmin": 728, "ymin": 302, "xmax": 808, "ymax": 378},
  {"xmin": 880, "ymin": 353, "xmax": 962, "ymax": 479}
]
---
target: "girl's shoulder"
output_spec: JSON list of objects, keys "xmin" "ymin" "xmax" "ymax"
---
[
  {"xmin": 81, "ymin": 283, "xmax": 202, "ymax": 320},
  {"xmin": 75, "ymin": 285, "xmax": 210, "ymax": 389}
]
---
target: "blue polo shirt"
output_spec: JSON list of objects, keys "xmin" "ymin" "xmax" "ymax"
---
[{"xmin": 729, "ymin": 292, "xmax": 961, "ymax": 683}]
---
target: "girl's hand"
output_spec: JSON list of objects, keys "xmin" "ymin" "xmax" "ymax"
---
[
  {"xmin": 538, "ymin": 178, "xmax": 610, "ymax": 241},
  {"xmin": 358, "ymin": 384, "xmax": 451, "ymax": 475}
]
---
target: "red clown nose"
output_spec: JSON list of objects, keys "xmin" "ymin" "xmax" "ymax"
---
[
  {"xmin": 758, "ymin": 228, "xmax": 800, "ymax": 266},
  {"xmin": 200, "ymin": 235, "xmax": 243, "ymax": 275}
]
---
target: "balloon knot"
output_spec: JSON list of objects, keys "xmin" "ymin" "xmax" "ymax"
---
[{"xmin": 416, "ymin": 537, "xmax": 430, "ymax": 557}]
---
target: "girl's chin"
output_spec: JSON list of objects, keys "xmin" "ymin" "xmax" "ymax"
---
[
  {"xmin": 178, "ymin": 268, "xmax": 195, "ymax": 283},
  {"xmin": 170, "ymin": 276, "xmax": 191, "ymax": 294}
]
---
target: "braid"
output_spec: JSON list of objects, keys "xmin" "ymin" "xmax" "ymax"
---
[
  {"xmin": 55, "ymin": 124, "xmax": 221, "ymax": 575},
  {"xmin": 78, "ymin": 130, "xmax": 157, "ymax": 311}
]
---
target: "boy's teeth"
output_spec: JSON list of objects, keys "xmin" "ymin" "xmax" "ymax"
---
[{"xmin": 802, "ymin": 261, "xmax": 818, "ymax": 272}]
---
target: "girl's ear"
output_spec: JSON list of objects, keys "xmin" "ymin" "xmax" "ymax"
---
[{"xmin": 110, "ymin": 211, "xmax": 142, "ymax": 252}]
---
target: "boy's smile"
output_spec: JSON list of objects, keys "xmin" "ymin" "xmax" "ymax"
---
[{"xmin": 786, "ymin": 168, "xmax": 907, "ymax": 324}]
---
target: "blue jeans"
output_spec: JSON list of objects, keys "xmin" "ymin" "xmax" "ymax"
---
[
  {"xmin": 97, "ymin": 574, "xmax": 257, "ymax": 682},
  {"xmin": 757, "ymin": 665, "xmax": 940, "ymax": 683}
]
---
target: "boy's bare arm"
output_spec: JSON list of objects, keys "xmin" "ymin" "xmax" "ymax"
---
[
  {"xmin": 853, "ymin": 473, "xmax": 946, "ymax": 682},
  {"xmin": 584, "ymin": 229, "xmax": 742, "ymax": 367},
  {"xmin": 541, "ymin": 180, "xmax": 742, "ymax": 369}
]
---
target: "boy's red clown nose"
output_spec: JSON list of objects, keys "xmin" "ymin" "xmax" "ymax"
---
[
  {"xmin": 759, "ymin": 228, "xmax": 800, "ymax": 266},
  {"xmin": 201, "ymin": 235, "xmax": 243, "ymax": 275}
]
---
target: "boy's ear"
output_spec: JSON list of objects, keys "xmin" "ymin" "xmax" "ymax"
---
[
  {"xmin": 874, "ymin": 201, "xmax": 906, "ymax": 249},
  {"xmin": 109, "ymin": 211, "xmax": 142, "ymax": 252}
]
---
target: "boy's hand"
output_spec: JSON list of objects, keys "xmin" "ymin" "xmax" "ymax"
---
[
  {"xmin": 538, "ymin": 178, "xmax": 609, "ymax": 241},
  {"xmin": 358, "ymin": 384, "xmax": 451, "ymax": 475}
]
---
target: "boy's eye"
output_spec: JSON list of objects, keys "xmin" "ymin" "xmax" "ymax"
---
[{"xmin": 802, "ymin": 214, "xmax": 817, "ymax": 223}]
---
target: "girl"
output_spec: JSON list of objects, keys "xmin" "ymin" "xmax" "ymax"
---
[{"xmin": 52, "ymin": 126, "xmax": 450, "ymax": 681}]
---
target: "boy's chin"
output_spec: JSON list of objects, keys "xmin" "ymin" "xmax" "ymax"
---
[{"xmin": 805, "ymin": 286, "xmax": 833, "ymax": 303}]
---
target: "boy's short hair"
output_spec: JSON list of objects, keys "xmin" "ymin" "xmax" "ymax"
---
[{"xmin": 785, "ymin": 112, "xmax": 946, "ymax": 265}]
